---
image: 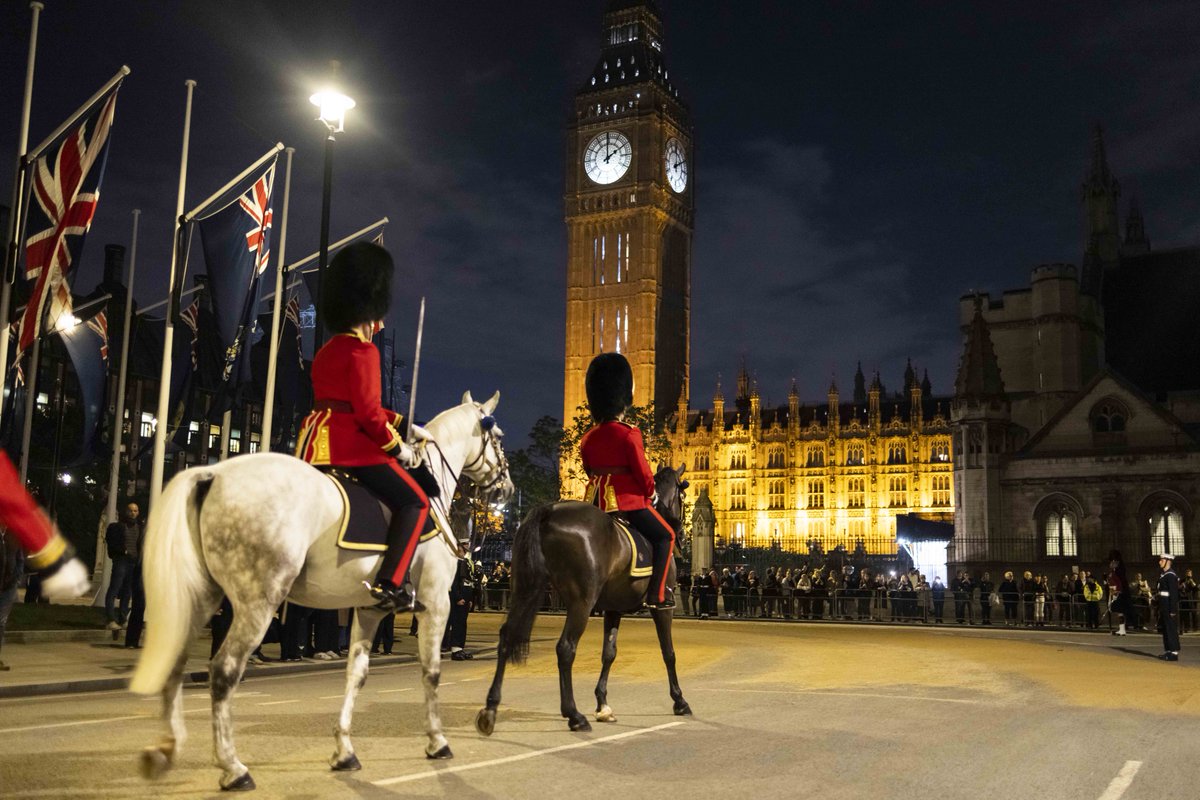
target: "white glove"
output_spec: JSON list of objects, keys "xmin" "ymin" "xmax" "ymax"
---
[
  {"xmin": 396, "ymin": 441, "xmax": 419, "ymax": 468},
  {"xmin": 41, "ymin": 557, "xmax": 91, "ymax": 602},
  {"xmin": 409, "ymin": 424, "xmax": 433, "ymax": 443},
  {"xmin": 650, "ymin": 492, "xmax": 659, "ymax": 507}
]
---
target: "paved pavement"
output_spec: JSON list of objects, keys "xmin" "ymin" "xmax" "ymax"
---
[{"xmin": 1, "ymin": 613, "xmax": 1198, "ymax": 798}]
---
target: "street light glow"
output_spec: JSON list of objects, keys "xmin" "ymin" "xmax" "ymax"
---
[
  {"xmin": 55, "ymin": 312, "xmax": 79, "ymax": 331},
  {"xmin": 310, "ymin": 89, "xmax": 356, "ymax": 133}
]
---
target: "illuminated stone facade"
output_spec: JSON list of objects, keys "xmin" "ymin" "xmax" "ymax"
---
[
  {"xmin": 562, "ymin": 1, "xmax": 693, "ymax": 433},
  {"xmin": 667, "ymin": 365, "xmax": 954, "ymax": 554}
]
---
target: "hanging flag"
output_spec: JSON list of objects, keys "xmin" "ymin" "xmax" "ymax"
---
[
  {"xmin": 168, "ymin": 295, "xmax": 201, "ymax": 447},
  {"xmin": 59, "ymin": 310, "xmax": 109, "ymax": 465},
  {"xmin": 17, "ymin": 87, "xmax": 121, "ymax": 363},
  {"xmin": 195, "ymin": 160, "xmax": 276, "ymax": 413}
]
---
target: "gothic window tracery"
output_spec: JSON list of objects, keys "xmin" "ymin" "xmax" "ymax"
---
[
  {"xmin": 846, "ymin": 444, "xmax": 864, "ymax": 466},
  {"xmin": 1042, "ymin": 501, "xmax": 1078, "ymax": 558},
  {"xmin": 1150, "ymin": 504, "xmax": 1186, "ymax": 557}
]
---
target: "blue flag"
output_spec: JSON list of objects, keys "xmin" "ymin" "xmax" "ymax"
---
[
  {"xmin": 196, "ymin": 160, "xmax": 276, "ymax": 414},
  {"xmin": 59, "ymin": 310, "xmax": 109, "ymax": 466}
]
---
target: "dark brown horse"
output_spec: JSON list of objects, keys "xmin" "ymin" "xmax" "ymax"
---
[{"xmin": 476, "ymin": 465, "xmax": 692, "ymax": 734}]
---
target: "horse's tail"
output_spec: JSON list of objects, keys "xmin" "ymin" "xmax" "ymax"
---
[
  {"xmin": 501, "ymin": 504, "xmax": 552, "ymax": 665},
  {"xmin": 129, "ymin": 468, "xmax": 215, "ymax": 696}
]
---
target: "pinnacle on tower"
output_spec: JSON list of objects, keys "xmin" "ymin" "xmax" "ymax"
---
[
  {"xmin": 921, "ymin": 369, "xmax": 932, "ymax": 396},
  {"xmin": 1122, "ymin": 194, "xmax": 1150, "ymax": 256},
  {"xmin": 904, "ymin": 357, "xmax": 916, "ymax": 392},
  {"xmin": 736, "ymin": 359, "xmax": 750, "ymax": 401},
  {"xmin": 1081, "ymin": 123, "xmax": 1121, "ymax": 292},
  {"xmin": 955, "ymin": 296, "xmax": 1005, "ymax": 399},
  {"xmin": 788, "ymin": 378, "xmax": 799, "ymax": 399},
  {"xmin": 852, "ymin": 361, "xmax": 866, "ymax": 404}
]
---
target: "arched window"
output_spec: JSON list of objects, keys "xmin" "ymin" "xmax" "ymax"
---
[
  {"xmin": 1150, "ymin": 504, "xmax": 1186, "ymax": 557},
  {"xmin": 887, "ymin": 443, "xmax": 907, "ymax": 464},
  {"xmin": 1090, "ymin": 398, "xmax": 1129, "ymax": 442},
  {"xmin": 846, "ymin": 444, "xmax": 864, "ymax": 466},
  {"xmin": 1043, "ymin": 501, "xmax": 1078, "ymax": 557}
]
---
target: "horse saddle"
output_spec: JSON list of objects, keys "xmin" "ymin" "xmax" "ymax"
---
[
  {"xmin": 323, "ymin": 470, "xmax": 437, "ymax": 552},
  {"xmin": 609, "ymin": 515, "xmax": 654, "ymax": 579}
]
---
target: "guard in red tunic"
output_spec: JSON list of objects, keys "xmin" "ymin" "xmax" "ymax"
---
[
  {"xmin": 0, "ymin": 449, "xmax": 89, "ymax": 600},
  {"xmin": 296, "ymin": 242, "xmax": 433, "ymax": 612},
  {"xmin": 580, "ymin": 353, "xmax": 676, "ymax": 609}
]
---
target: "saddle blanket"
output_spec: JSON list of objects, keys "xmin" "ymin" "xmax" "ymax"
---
[
  {"xmin": 611, "ymin": 517, "xmax": 654, "ymax": 578},
  {"xmin": 324, "ymin": 471, "xmax": 437, "ymax": 552}
]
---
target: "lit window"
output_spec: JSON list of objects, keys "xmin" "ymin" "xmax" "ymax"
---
[
  {"xmin": 1150, "ymin": 505, "xmax": 1186, "ymax": 557},
  {"xmin": 1044, "ymin": 502, "xmax": 1078, "ymax": 557}
]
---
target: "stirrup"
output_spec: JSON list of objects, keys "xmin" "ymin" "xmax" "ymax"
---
[{"xmin": 364, "ymin": 581, "xmax": 423, "ymax": 613}]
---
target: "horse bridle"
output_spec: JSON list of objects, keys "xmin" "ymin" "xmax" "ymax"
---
[{"xmin": 424, "ymin": 411, "xmax": 511, "ymax": 559}]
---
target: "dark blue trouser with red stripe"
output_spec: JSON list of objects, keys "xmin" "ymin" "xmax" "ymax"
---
[
  {"xmin": 348, "ymin": 461, "xmax": 430, "ymax": 588},
  {"xmin": 622, "ymin": 507, "xmax": 676, "ymax": 604}
]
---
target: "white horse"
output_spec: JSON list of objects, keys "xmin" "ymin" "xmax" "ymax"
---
[{"xmin": 129, "ymin": 391, "xmax": 513, "ymax": 791}]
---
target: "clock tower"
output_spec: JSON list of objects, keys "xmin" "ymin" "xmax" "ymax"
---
[{"xmin": 563, "ymin": 0, "xmax": 694, "ymax": 431}]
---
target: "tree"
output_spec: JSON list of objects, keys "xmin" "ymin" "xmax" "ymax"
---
[{"xmin": 506, "ymin": 415, "xmax": 563, "ymax": 513}]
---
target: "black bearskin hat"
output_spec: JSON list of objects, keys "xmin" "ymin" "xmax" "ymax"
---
[
  {"xmin": 322, "ymin": 241, "xmax": 393, "ymax": 333},
  {"xmin": 585, "ymin": 352, "xmax": 633, "ymax": 422}
]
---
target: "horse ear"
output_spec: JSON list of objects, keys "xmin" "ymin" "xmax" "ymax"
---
[
  {"xmin": 462, "ymin": 390, "xmax": 474, "ymax": 405},
  {"xmin": 482, "ymin": 390, "xmax": 500, "ymax": 415},
  {"xmin": 677, "ymin": 463, "xmax": 686, "ymax": 478}
]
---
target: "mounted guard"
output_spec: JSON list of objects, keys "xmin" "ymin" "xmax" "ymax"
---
[
  {"xmin": 295, "ymin": 240, "xmax": 435, "ymax": 613},
  {"xmin": 581, "ymin": 352, "xmax": 676, "ymax": 609}
]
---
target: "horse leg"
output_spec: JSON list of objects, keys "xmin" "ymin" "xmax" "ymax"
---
[
  {"xmin": 593, "ymin": 611, "xmax": 621, "ymax": 723},
  {"xmin": 210, "ymin": 603, "xmax": 276, "ymax": 791},
  {"xmin": 330, "ymin": 607, "xmax": 385, "ymax": 771},
  {"xmin": 139, "ymin": 649, "xmax": 190, "ymax": 780},
  {"xmin": 651, "ymin": 608, "xmax": 691, "ymax": 716},
  {"xmin": 417, "ymin": 598, "xmax": 453, "ymax": 759},
  {"xmin": 476, "ymin": 621, "xmax": 511, "ymax": 736},
  {"xmin": 557, "ymin": 603, "xmax": 591, "ymax": 732}
]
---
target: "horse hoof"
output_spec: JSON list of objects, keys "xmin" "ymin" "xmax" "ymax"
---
[
  {"xmin": 475, "ymin": 708, "xmax": 496, "ymax": 737},
  {"xmin": 221, "ymin": 772, "xmax": 256, "ymax": 792},
  {"xmin": 330, "ymin": 753, "xmax": 361, "ymax": 771},
  {"xmin": 139, "ymin": 747, "xmax": 171, "ymax": 780},
  {"xmin": 595, "ymin": 705, "xmax": 617, "ymax": 723},
  {"xmin": 674, "ymin": 702, "xmax": 692, "ymax": 716},
  {"xmin": 568, "ymin": 716, "xmax": 592, "ymax": 732},
  {"xmin": 426, "ymin": 745, "xmax": 453, "ymax": 760}
]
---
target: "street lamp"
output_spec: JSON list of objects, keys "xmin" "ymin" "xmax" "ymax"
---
[{"xmin": 310, "ymin": 83, "xmax": 355, "ymax": 348}]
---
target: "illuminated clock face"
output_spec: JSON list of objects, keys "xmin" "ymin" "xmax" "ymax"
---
[
  {"xmin": 583, "ymin": 130, "xmax": 632, "ymax": 185},
  {"xmin": 664, "ymin": 137, "xmax": 687, "ymax": 193}
]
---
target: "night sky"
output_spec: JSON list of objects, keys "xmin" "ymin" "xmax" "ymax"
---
[{"xmin": 2, "ymin": 1, "xmax": 1198, "ymax": 446}]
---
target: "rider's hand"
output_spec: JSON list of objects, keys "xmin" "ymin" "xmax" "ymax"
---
[
  {"xmin": 396, "ymin": 441, "xmax": 419, "ymax": 468},
  {"xmin": 409, "ymin": 424, "xmax": 433, "ymax": 443},
  {"xmin": 41, "ymin": 557, "xmax": 90, "ymax": 602},
  {"xmin": 650, "ymin": 492, "xmax": 659, "ymax": 506}
]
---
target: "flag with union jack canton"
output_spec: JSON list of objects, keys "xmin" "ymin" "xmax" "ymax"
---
[
  {"xmin": 17, "ymin": 87, "xmax": 121, "ymax": 362},
  {"xmin": 195, "ymin": 160, "xmax": 276, "ymax": 413},
  {"xmin": 58, "ymin": 310, "xmax": 109, "ymax": 465}
]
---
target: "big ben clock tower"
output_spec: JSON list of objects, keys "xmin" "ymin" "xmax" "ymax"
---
[{"xmin": 562, "ymin": 0, "xmax": 694, "ymax": 431}]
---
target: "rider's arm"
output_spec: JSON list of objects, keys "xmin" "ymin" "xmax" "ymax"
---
[
  {"xmin": 346, "ymin": 343, "xmax": 406, "ymax": 458},
  {"xmin": 623, "ymin": 426, "xmax": 655, "ymax": 499}
]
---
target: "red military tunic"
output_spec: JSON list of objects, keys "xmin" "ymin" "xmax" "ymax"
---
[
  {"xmin": 0, "ymin": 449, "xmax": 63, "ymax": 570},
  {"xmin": 580, "ymin": 420, "xmax": 655, "ymax": 512},
  {"xmin": 296, "ymin": 332, "xmax": 406, "ymax": 466}
]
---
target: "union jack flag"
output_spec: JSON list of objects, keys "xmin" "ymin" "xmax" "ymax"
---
[
  {"xmin": 179, "ymin": 297, "xmax": 199, "ymax": 370},
  {"xmin": 17, "ymin": 89, "xmax": 120, "ymax": 361},
  {"xmin": 284, "ymin": 294, "xmax": 304, "ymax": 369},
  {"xmin": 197, "ymin": 161, "xmax": 276, "ymax": 394}
]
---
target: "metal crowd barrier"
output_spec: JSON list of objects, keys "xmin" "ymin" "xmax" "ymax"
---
[{"xmin": 472, "ymin": 581, "xmax": 1200, "ymax": 632}]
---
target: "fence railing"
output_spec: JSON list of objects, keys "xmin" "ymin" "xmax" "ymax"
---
[{"xmin": 474, "ymin": 582, "xmax": 1200, "ymax": 632}]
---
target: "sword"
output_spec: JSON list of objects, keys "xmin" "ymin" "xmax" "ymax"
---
[{"xmin": 405, "ymin": 297, "xmax": 425, "ymax": 446}]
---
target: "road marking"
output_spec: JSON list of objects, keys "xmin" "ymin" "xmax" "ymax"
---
[
  {"xmin": 320, "ymin": 694, "xmax": 345, "ymax": 699},
  {"xmin": 257, "ymin": 699, "xmax": 299, "ymax": 706},
  {"xmin": 379, "ymin": 688, "xmax": 414, "ymax": 694},
  {"xmin": 0, "ymin": 714, "xmax": 148, "ymax": 734},
  {"xmin": 1097, "ymin": 761, "xmax": 1142, "ymax": 800},
  {"xmin": 696, "ymin": 687, "xmax": 985, "ymax": 705},
  {"xmin": 373, "ymin": 721, "xmax": 685, "ymax": 786}
]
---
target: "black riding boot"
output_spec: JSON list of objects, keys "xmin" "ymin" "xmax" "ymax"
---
[{"xmin": 367, "ymin": 507, "xmax": 425, "ymax": 613}]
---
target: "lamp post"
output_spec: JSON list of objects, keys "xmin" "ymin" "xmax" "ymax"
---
[{"xmin": 309, "ymin": 85, "xmax": 355, "ymax": 349}]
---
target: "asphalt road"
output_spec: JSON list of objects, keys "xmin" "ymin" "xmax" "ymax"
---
[{"xmin": 1, "ymin": 614, "xmax": 1198, "ymax": 799}]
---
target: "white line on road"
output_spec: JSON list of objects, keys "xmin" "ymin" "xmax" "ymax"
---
[
  {"xmin": 378, "ymin": 688, "xmax": 414, "ymax": 694},
  {"xmin": 1097, "ymin": 761, "xmax": 1142, "ymax": 800},
  {"xmin": 697, "ymin": 687, "xmax": 986, "ymax": 705},
  {"xmin": 373, "ymin": 721, "xmax": 685, "ymax": 786},
  {"xmin": 257, "ymin": 699, "xmax": 299, "ymax": 706},
  {"xmin": 0, "ymin": 714, "xmax": 149, "ymax": 735},
  {"xmin": 320, "ymin": 694, "xmax": 345, "ymax": 699}
]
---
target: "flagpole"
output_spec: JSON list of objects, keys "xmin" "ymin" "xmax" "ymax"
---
[
  {"xmin": 150, "ymin": 80, "xmax": 195, "ymax": 508},
  {"xmin": 17, "ymin": 337, "xmax": 40, "ymax": 483},
  {"xmin": 182, "ymin": 143, "xmax": 284, "ymax": 223},
  {"xmin": 0, "ymin": 1, "xmax": 44, "ymax": 431},
  {"xmin": 98, "ymin": 209, "xmax": 138, "ymax": 586},
  {"xmin": 261, "ymin": 147, "xmax": 293, "ymax": 452},
  {"xmin": 25, "ymin": 66, "xmax": 130, "ymax": 164}
]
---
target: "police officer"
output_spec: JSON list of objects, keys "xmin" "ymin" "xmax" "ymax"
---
[{"xmin": 1157, "ymin": 552, "xmax": 1181, "ymax": 661}]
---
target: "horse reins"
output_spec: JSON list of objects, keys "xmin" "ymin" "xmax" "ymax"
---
[{"xmin": 421, "ymin": 415, "xmax": 509, "ymax": 560}]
